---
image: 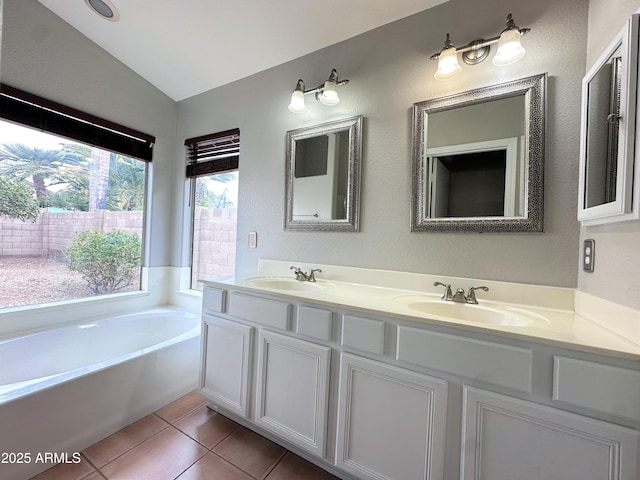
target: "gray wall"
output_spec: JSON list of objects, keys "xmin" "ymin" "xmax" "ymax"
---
[
  {"xmin": 578, "ymin": 0, "xmax": 640, "ymax": 309},
  {"xmin": 9, "ymin": 0, "xmax": 625, "ymax": 296},
  {"xmin": 0, "ymin": 0, "xmax": 177, "ymax": 267},
  {"xmin": 174, "ymin": 0, "xmax": 587, "ymax": 287}
]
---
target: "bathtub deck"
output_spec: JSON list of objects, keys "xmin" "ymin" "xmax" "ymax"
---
[{"xmin": 30, "ymin": 391, "xmax": 340, "ymax": 480}]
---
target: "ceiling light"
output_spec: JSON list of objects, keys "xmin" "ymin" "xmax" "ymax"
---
[
  {"xmin": 84, "ymin": 0, "xmax": 120, "ymax": 22},
  {"xmin": 430, "ymin": 13, "xmax": 530, "ymax": 80}
]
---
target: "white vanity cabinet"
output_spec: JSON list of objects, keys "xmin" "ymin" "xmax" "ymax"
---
[
  {"xmin": 200, "ymin": 283, "xmax": 640, "ymax": 480},
  {"xmin": 254, "ymin": 329, "xmax": 331, "ymax": 456},
  {"xmin": 462, "ymin": 387, "xmax": 639, "ymax": 480},
  {"xmin": 335, "ymin": 353, "xmax": 448, "ymax": 480},
  {"xmin": 200, "ymin": 315, "xmax": 253, "ymax": 418}
]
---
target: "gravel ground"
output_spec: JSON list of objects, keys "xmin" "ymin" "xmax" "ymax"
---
[{"xmin": 0, "ymin": 257, "xmax": 137, "ymax": 308}]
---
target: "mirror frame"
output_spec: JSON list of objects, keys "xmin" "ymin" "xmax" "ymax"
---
[
  {"xmin": 411, "ymin": 73, "xmax": 546, "ymax": 233},
  {"xmin": 578, "ymin": 14, "xmax": 640, "ymax": 225},
  {"xmin": 285, "ymin": 115, "xmax": 362, "ymax": 231}
]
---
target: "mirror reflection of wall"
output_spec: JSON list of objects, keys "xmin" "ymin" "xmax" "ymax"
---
[
  {"xmin": 293, "ymin": 131, "xmax": 349, "ymax": 221},
  {"xmin": 584, "ymin": 47, "xmax": 621, "ymax": 208},
  {"xmin": 425, "ymin": 96, "xmax": 525, "ymax": 218}
]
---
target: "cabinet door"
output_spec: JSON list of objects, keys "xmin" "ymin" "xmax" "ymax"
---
[
  {"xmin": 336, "ymin": 353, "xmax": 448, "ymax": 480},
  {"xmin": 462, "ymin": 386, "xmax": 639, "ymax": 480},
  {"xmin": 200, "ymin": 316, "xmax": 253, "ymax": 418},
  {"xmin": 255, "ymin": 330, "xmax": 331, "ymax": 457}
]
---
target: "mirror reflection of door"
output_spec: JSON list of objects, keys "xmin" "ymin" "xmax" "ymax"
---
[{"xmin": 426, "ymin": 137, "xmax": 522, "ymax": 218}]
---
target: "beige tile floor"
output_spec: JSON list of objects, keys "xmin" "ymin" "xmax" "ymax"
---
[{"xmin": 32, "ymin": 391, "xmax": 340, "ymax": 480}]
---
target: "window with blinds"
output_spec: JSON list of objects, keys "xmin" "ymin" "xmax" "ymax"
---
[
  {"xmin": 0, "ymin": 84, "xmax": 155, "ymax": 161},
  {"xmin": 186, "ymin": 128, "xmax": 239, "ymax": 290},
  {"xmin": 0, "ymin": 85, "xmax": 152, "ymax": 308},
  {"xmin": 185, "ymin": 128, "xmax": 240, "ymax": 177}
]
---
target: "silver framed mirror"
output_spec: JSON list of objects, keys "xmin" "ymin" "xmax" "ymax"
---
[
  {"xmin": 285, "ymin": 115, "xmax": 362, "ymax": 231},
  {"xmin": 578, "ymin": 14, "xmax": 640, "ymax": 225},
  {"xmin": 411, "ymin": 73, "xmax": 546, "ymax": 232}
]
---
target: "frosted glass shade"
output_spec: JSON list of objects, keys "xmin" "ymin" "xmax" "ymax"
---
[
  {"xmin": 434, "ymin": 47, "xmax": 462, "ymax": 80},
  {"xmin": 493, "ymin": 28, "xmax": 526, "ymax": 66},
  {"xmin": 288, "ymin": 89, "xmax": 306, "ymax": 113},
  {"xmin": 319, "ymin": 81, "xmax": 340, "ymax": 105}
]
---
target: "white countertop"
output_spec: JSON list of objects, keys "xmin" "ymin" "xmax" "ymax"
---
[{"xmin": 202, "ymin": 260, "xmax": 640, "ymax": 361}]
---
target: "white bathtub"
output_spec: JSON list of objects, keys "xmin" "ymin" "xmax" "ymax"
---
[{"xmin": 0, "ymin": 306, "xmax": 201, "ymax": 480}]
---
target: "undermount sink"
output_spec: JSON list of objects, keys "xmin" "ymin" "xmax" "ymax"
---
[
  {"xmin": 245, "ymin": 277, "xmax": 327, "ymax": 292},
  {"xmin": 395, "ymin": 297, "xmax": 550, "ymax": 327}
]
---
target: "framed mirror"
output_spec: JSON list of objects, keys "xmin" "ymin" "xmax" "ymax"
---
[
  {"xmin": 578, "ymin": 14, "xmax": 640, "ymax": 225},
  {"xmin": 285, "ymin": 115, "xmax": 362, "ymax": 231},
  {"xmin": 411, "ymin": 73, "xmax": 546, "ymax": 232}
]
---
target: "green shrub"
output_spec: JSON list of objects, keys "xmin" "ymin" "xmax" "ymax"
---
[
  {"xmin": 65, "ymin": 229, "xmax": 141, "ymax": 294},
  {"xmin": 0, "ymin": 175, "xmax": 40, "ymax": 222}
]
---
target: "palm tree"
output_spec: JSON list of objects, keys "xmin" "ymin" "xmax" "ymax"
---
[
  {"xmin": 0, "ymin": 143, "xmax": 81, "ymax": 206},
  {"xmin": 107, "ymin": 155, "xmax": 145, "ymax": 211},
  {"xmin": 61, "ymin": 143, "xmax": 110, "ymax": 211}
]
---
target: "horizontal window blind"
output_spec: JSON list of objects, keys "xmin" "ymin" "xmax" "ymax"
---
[
  {"xmin": 185, "ymin": 128, "xmax": 239, "ymax": 178},
  {"xmin": 0, "ymin": 84, "xmax": 155, "ymax": 162}
]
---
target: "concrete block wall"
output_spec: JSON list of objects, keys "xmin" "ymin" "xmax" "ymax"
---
[
  {"xmin": 1, "ymin": 208, "xmax": 237, "ymax": 286},
  {"xmin": 191, "ymin": 206, "xmax": 237, "ymax": 287}
]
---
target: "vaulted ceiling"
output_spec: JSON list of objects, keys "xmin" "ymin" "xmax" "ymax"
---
[{"xmin": 37, "ymin": 0, "xmax": 448, "ymax": 101}]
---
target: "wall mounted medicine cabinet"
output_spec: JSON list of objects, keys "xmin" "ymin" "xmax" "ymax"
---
[
  {"xmin": 411, "ymin": 74, "xmax": 546, "ymax": 232},
  {"xmin": 578, "ymin": 14, "xmax": 640, "ymax": 225},
  {"xmin": 284, "ymin": 115, "xmax": 362, "ymax": 231}
]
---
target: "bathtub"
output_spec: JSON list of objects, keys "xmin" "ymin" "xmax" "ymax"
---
[{"xmin": 0, "ymin": 306, "xmax": 201, "ymax": 480}]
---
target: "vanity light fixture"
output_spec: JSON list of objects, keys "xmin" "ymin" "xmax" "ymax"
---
[
  {"xmin": 431, "ymin": 13, "xmax": 530, "ymax": 80},
  {"xmin": 288, "ymin": 69, "xmax": 349, "ymax": 113}
]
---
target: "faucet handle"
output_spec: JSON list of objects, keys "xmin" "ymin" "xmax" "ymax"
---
[
  {"xmin": 466, "ymin": 286, "xmax": 489, "ymax": 304},
  {"xmin": 290, "ymin": 266, "xmax": 307, "ymax": 281},
  {"xmin": 308, "ymin": 269, "xmax": 322, "ymax": 282},
  {"xmin": 433, "ymin": 281, "xmax": 453, "ymax": 301}
]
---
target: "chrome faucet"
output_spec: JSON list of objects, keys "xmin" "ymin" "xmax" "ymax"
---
[
  {"xmin": 434, "ymin": 282, "xmax": 453, "ymax": 301},
  {"xmin": 290, "ymin": 266, "xmax": 322, "ymax": 282},
  {"xmin": 434, "ymin": 281, "xmax": 489, "ymax": 304},
  {"xmin": 466, "ymin": 286, "xmax": 489, "ymax": 304}
]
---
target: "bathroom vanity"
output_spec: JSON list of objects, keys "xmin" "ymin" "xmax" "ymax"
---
[{"xmin": 199, "ymin": 260, "xmax": 640, "ymax": 480}]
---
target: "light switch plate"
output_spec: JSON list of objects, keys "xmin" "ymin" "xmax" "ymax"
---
[
  {"xmin": 583, "ymin": 239, "xmax": 595, "ymax": 272},
  {"xmin": 248, "ymin": 231, "xmax": 257, "ymax": 248}
]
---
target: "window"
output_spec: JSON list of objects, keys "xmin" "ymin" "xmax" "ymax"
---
[
  {"xmin": 185, "ymin": 129, "xmax": 239, "ymax": 291},
  {"xmin": 0, "ymin": 85, "xmax": 154, "ymax": 309}
]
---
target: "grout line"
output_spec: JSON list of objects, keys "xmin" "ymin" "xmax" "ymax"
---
[
  {"xmin": 261, "ymin": 450, "xmax": 288, "ymax": 480},
  {"xmin": 91, "ymin": 417, "xmax": 171, "ymax": 475}
]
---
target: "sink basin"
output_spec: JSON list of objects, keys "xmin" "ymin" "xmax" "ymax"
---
[
  {"xmin": 395, "ymin": 297, "xmax": 550, "ymax": 327},
  {"xmin": 245, "ymin": 277, "xmax": 326, "ymax": 292}
]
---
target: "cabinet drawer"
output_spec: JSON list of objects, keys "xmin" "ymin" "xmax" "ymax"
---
[
  {"xmin": 396, "ymin": 326, "xmax": 532, "ymax": 393},
  {"xmin": 341, "ymin": 314, "xmax": 385, "ymax": 355},
  {"xmin": 296, "ymin": 305, "xmax": 333, "ymax": 341},
  {"xmin": 553, "ymin": 356, "xmax": 640, "ymax": 421},
  {"xmin": 228, "ymin": 292, "xmax": 291, "ymax": 330},
  {"xmin": 203, "ymin": 286, "xmax": 226, "ymax": 313}
]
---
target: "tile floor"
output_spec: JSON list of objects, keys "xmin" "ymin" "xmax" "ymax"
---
[{"xmin": 32, "ymin": 391, "xmax": 340, "ymax": 480}]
